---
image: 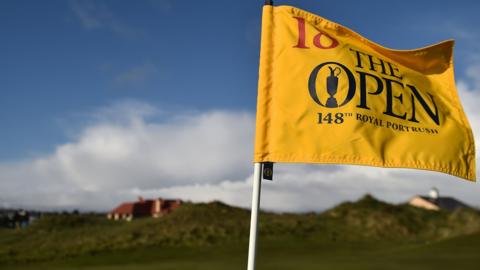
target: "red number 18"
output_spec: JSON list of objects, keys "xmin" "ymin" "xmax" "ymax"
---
[{"xmin": 293, "ymin": 17, "xmax": 339, "ymax": 49}]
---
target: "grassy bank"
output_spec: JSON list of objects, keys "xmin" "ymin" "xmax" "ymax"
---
[{"xmin": 1, "ymin": 195, "xmax": 480, "ymax": 269}]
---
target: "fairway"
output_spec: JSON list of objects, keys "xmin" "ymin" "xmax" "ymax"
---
[{"xmin": 3, "ymin": 232, "xmax": 480, "ymax": 270}]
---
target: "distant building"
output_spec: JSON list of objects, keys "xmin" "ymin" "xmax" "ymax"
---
[
  {"xmin": 107, "ymin": 197, "xmax": 182, "ymax": 221},
  {"xmin": 408, "ymin": 187, "xmax": 471, "ymax": 211}
]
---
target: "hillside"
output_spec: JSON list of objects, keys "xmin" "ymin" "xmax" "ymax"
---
[{"xmin": 1, "ymin": 195, "xmax": 480, "ymax": 265}]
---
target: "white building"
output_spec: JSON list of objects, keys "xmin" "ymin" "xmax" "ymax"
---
[{"xmin": 408, "ymin": 187, "xmax": 470, "ymax": 211}]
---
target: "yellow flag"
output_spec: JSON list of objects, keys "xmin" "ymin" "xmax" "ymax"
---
[{"xmin": 254, "ymin": 5, "xmax": 476, "ymax": 181}]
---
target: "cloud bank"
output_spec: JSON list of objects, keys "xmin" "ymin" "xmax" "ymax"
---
[{"xmin": 0, "ymin": 102, "xmax": 254, "ymax": 210}]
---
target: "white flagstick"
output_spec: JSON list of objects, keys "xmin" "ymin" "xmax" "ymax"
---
[
  {"xmin": 247, "ymin": 162, "xmax": 263, "ymax": 270},
  {"xmin": 247, "ymin": 1, "xmax": 272, "ymax": 269}
]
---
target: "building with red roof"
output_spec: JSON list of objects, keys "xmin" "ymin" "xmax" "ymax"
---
[{"xmin": 107, "ymin": 197, "xmax": 182, "ymax": 221}]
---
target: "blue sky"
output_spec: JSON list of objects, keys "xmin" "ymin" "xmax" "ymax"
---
[
  {"xmin": 1, "ymin": 0, "xmax": 480, "ymax": 211},
  {"xmin": 1, "ymin": 0, "xmax": 261, "ymax": 160}
]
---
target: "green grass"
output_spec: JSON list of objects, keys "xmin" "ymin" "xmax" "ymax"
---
[
  {"xmin": 3, "ymin": 233, "xmax": 480, "ymax": 270},
  {"xmin": 1, "ymin": 196, "xmax": 480, "ymax": 270}
]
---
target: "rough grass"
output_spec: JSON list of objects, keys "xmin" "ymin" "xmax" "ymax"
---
[{"xmin": 1, "ymin": 195, "xmax": 480, "ymax": 269}]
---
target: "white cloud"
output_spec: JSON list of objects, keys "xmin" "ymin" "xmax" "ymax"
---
[
  {"xmin": 136, "ymin": 164, "xmax": 479, "ymax": 213},
  {"xmin": 69, "ymin": 0, "xmax": 143, "ymax": 39},
  {"xmin": 0, "ymin": 102, "xmax": 254, "ymax": 210}
]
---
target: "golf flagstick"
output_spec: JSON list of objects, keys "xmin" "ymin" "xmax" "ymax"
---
[{"xmin": 247, "ymin": 162, "xmax": 263, "ymax": 270}]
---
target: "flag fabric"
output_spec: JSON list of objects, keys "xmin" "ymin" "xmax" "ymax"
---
[{"xmin": 254, "ymin": 5, "xmax": 476, "ymax": 181}]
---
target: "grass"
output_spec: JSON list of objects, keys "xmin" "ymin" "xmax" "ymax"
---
[
  {"xmin": 1, "ymin": 196, "xmax": 480, "ymax": 270},
  {"xmin": 3, "ymin": 233, "xmax": 480, "ymax": 270}
]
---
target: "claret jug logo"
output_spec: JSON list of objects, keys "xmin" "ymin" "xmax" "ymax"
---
[
  {"xmin": 293, "ymin": 16, "xmax": 441, "ymax": 127},
  {"xmin": 308, "ymin": 62, "xmax": 356, "ymax": 108},
  {"xmin": 325, "ymin": 66, "xmax": 340, "ymax": 108}
]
